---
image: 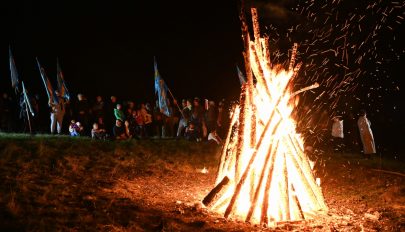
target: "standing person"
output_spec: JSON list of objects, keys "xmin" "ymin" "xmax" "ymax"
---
[
  {"xmin": 331, "ymin": 116, "xmax": 344, "ymax": 153},
  {"xmin": 114, "ymin": 103, "xmax": 125, "ymax": 122},
  {"xmin": 105, "ymin": 95, "xmax": 118, "ymax": 134},
  {"xmin": 92, "ymin": 95, "xmax": 105, "ymax": 122},
  {"xmin": 216, "ymin": 100, "xmax": 227, "ymax": 138},
  {"xmin": 141, "ymin": 103, "xmax": 153, "ymax": 138},
  {"xmin": 357, "ymin": 109, "xmax": 376, "ymax": 159},
  {"xmin": 49, "ymin": 91, "xmax": 66, "ymax": 135},
  {"xmin": 176, "ymin": 99, "xmax": 191, "ymax": 139},
  {"xmin": 75, "ymin": 94, "xmax": 90, "ymax": 134},
  {"xmin": 153, "ymin": 101, "xmax": 164, "ymax": 138},
  {"xmin": 205, "ymin": 100, "xmax": 217, "ymax": 134}
]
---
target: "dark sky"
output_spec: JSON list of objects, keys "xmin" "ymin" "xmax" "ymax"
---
[{"xmin": 1, "ymin": 0, "xmax": 244, "ymax": 102}]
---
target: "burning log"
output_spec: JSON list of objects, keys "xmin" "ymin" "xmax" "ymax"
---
[
  {"xmin": 203, "ymin": 6, "xmax": 328, "ymax": 225},
  {"xmin": 203, "ymin": 176, "xmax": 231, "ymax": 208}
]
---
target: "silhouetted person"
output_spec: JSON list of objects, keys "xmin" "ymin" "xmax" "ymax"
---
[{"xmin": 357, "ymin": 109, "xmax": 376, "ymax": 159}]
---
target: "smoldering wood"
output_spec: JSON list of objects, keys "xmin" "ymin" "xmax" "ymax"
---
[{"xmin": 203, "ymin": 176, "xmax": 231, "ymax": 208}]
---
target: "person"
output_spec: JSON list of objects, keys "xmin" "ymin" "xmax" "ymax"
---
[
  {"xmin": 208, "ymin": 129, "xmax": 222, "ymax": 145},
  {"xmin": 49, "ymin": 91, "xmax": 67, "ymax": 135},
  {"xmin": 91, "ymin": 122, "xmax": 106, "ymax": 140},
  {"xmin": 357, "ymin": 109, "xmax": 376, "ymax": 159},
  {"xmin": 69, "ymin": 120, "xmax": 83, "ymax": 136},
  {"xmin": 92, "ymin": 95, "xmax": 105, "ymax": 121},
  {"xmin": 75, "ymin": 93, "xmax": 90, "ymax": 134},
  {"xmin": 113, "ymin": 119, "xmax": 129, "ymax": 140},
  {"xmin": 176, "ymin": 99, "xmax": 192, "ymax": 139},
  {"xmin": 216, "ymin": 100, "xmax": 227, "ymax": 138},
  {"xmin": 141, "ymin": 103, "xmax": 153, "ymax": 138},
  {"xmin": 185, "ymin": 121, "xmax": 199, "ymax": 141},
  {"xmin": 114, "ymin": 103, "xmax": 125, "ymax": 122},
  {"xmin": 205, "ymin": 100, "xmax": 217, "ymax": 134},
  {"xmin": 331, "ymin": 116, "xmax": 344, "ymax": 153}
]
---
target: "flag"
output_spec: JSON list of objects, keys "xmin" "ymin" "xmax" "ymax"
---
[
  {"xmin": 22, "ymin": 81, "xmax": 35, "ymax": 116},
  {"xmin": 236, "ymin": 65, "xmax": 246, "ymax": 85},
  {"xmin": 154, "ymin": 57, "xmax": 171, "ymax": 117},
  {"xmin": 9, "ymin": 46, "xmax": 20, "ymax": 93},
  {"xmin": 57, "ymin": 58, "xmax": 70, "ymax": 100},
  {"xmin": 36, "ymin": 57, "xmax": 57, "ymax": 104}
]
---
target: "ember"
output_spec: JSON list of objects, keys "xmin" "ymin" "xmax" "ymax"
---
[{"xmin": 203, "ymin": 7, "xmax": 328, "ymax": 225}]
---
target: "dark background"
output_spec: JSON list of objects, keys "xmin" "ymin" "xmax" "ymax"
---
[
  {"xmin": 1, "ymin": 0, "xmax": 404, "ymax": 157},
  {"xmin": 1, "ymin": 0, "xmax": 243, "ymax": 102}
]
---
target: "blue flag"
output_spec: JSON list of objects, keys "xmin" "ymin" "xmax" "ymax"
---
[
  {"xmin": 154, "ymin": 57, "xmax": 171, "ymax": 117},
  {"xmin": 57, "ymin": 58, "xmax": 70, "ymax": 100},
  {"xmin": 236, "ymin": 65, "xmax": 246, "ymax": 85},
  {"xmin": 9, "ymin": 46, "xmax": 20, "ymax": 93}
]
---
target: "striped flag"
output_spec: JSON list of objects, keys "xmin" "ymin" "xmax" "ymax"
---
[
  {"xmin": 22, "ymin": 81, "xmax": 35, "ymax": 116},
  {"xmin": 236, "ymin": 65, "xmax": 246, "ymax": 85},
  {"xmin": 57, "ymin": 58, "xmax": 70, "ymax": 100},
  {"xmin": 9, "ymin": 46, "xmax": 20, "ymax": 93},
  {"xmin": 36, "ymin": 57, "xmax": 57, "ymax": 104},
  {"xmin": 154, "ymin": 57, "xmax": 171, "ymax": 117}
]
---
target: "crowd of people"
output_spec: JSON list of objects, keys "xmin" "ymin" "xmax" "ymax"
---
[{"xmin": 0, "ymin": 91, "xmax": 229, "ymax": 145}]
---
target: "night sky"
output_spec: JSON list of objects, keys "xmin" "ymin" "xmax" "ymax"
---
[
  {"xmin": 1, "ymin": 0, "xmax": 404, "ymax": 155},
  {"xmin": 1, "ymin": 0, "xmax": 243, "ymax": 102}
]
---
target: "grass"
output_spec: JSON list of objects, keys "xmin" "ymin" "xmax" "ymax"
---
[{"xmin": 0, "ymin": 133, "xmax": 404, "ymax": 231}]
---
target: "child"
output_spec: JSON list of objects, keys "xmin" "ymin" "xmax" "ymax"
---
[
  {"xmin": 208, "ymin": 129, "xmax": 222, "ymax": 145},
  {"xmin": 185, "ymin": 122, "xmax": 199, "ymax": 141},
  {"xmin": 69, "ymin": 120, "xmax": 83, "ymax": 136},
  {"xmin": 91, "ymin": 122, "xmax": 106, "ymax": 140}
]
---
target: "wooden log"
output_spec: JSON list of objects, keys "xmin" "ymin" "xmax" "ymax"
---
[
  {"xmin": 224, "ymin": 117, "xmax": 282, "ymax": 219},
  {"xmin": 290, "ymin": 184, "xmax": 305, "ymax": 220},
  {"xmin": 282, "ymin": 152, "xmax": 291, "ymax": 221},
  {"xmin": 287, "ymin": 134, "xmax": 327, "ymax": 210},
  {"xmin": 251, "ymin": 8, "xmax": 263, "ymax": 59},
  {"xmin": 288, "ymin": 43, "xmax": 298, "ymax": 71},
  {"xmin": 261, "ymin": 36, "xmax": 272, "ymax": 70},
  {"xmin": 216, "ymin": 107, "xmax": 240, "ymax": 183},
  {"xmin": 203, "ymin": 176, "xmax": 231, "ymax": 208},
  {"xmin": 234, "ymin": 84, "xmax": 247, "ymax": 182},
  {"xmin": 245, "ymin": 140, "xmax": 279, "ymax": 222},
  {"xmin": 285, "ymin": 138, "xmax": 325, "ymax": 211}
]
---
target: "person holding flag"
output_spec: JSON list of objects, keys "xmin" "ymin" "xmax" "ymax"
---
[
  {"xmin": 154, "ymin": 57, "xmax": 173, "ymax": 138},
  {"xmin": 154, "ymin": 57, "xmax": 172, "ymax": 118},
  {"xmin": 37, "ymin": 58, "xmax": 67, "ymax": 135}
]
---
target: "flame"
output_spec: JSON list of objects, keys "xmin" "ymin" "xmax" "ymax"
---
[{"xmin": 203, "ymin": 8, "xmax": 327, "ymax": 225}]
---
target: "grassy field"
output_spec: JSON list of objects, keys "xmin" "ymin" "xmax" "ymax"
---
[{"xmin": 0, "ymin": 133, "xmax": 404, "ymax": 231}]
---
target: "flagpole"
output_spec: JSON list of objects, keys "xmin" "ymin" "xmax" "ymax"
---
[
  {"xmin": 24, "ymin": 96, "xmax": 32, "ymax": 134},
  {"xmin": 166, "ymin": 87, "xmax": 186, "ymax": 120}
]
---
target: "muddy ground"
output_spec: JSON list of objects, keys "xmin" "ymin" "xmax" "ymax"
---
[{"xmin": 0, "ymin": 134, "xmax": 404, "ymax": 231}]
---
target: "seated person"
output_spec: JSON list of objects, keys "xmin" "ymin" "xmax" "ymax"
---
[
  {"xmin": 91, "ymin": 122, "xmax": 106, "ymax": 140},
  {"xmin": 185, "ymin": 122, "xmax": 199, "ymax": 141},
  {"xmin": 208, "ymin": 129, "xmax": 222, "ymax": 145},
  {"xmin": 113, "ymin": 119, "xmax": 129, "ymax": 140},
  {"xmin": 69, "ymin": 120, "xmax": 83, "ymax": 137}
]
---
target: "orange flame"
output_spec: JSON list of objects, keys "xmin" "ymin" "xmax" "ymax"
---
[{"xmin": 203, "ymin": 8, "xmax": 327, "ymax": 226}]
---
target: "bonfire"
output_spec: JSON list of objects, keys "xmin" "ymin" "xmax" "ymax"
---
[{"xmin": 203, "ymin": 8, "xmax": 328, "ymax": 226}]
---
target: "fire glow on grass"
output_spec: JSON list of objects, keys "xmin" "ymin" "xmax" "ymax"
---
[{"xmin": 203, "ymin": 8, "xmax": 328, "ymax": 226}]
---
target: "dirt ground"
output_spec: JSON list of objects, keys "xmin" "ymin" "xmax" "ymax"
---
[{"xmin": 0, "ymin": 134, "xmax": 404, "ymax": 231}]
